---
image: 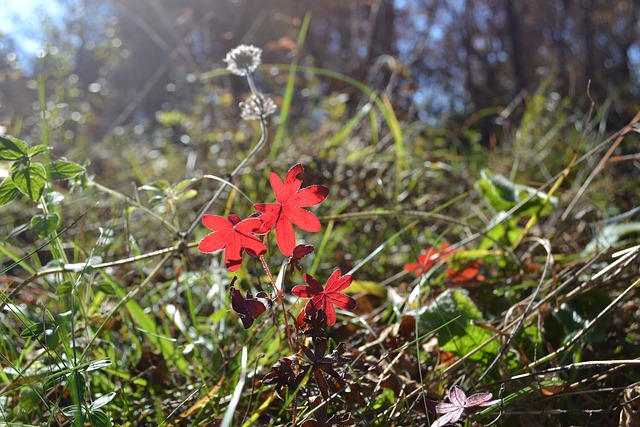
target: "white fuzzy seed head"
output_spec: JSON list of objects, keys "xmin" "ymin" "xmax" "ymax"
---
[{"xmin": 224, "ymin": 45, "xmax": 262, "ymax": 76}]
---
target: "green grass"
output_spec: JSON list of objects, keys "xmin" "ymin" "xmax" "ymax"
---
[{"xmin": 1, "ymin": 56, "xmax": 639, "ymax": 427}]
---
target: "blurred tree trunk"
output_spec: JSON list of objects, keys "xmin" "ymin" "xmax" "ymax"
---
[
  {"xmin": 582, "ymin": 0, "xmax": 595, "ymax": 81},
  {"xmin": 368, "ymin": 0, "xmax": 395, "ymax": 61},
  {"xmin": 504, "ymin": 0, "xmax": 525, "ymax": 92}
]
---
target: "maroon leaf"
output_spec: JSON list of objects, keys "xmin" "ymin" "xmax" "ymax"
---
[
  {"xmin": 288, "ymin": 243, "xmax": 315, "ymax": 272},
  {"xmin": 229, "ymin": 279, "xmax": 269, "ymax": 329}
]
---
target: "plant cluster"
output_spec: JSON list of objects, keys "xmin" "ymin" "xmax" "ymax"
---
[{"xmin": 1, "ymin": 38, "xmax": 639, "ymax": 427}]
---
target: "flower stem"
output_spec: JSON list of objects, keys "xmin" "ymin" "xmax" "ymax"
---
[
  {"xmin": 259, "ymin": 255, "xmax": 296, "ymax": 354},
  {"xmin": 184, "ymin": 71, "xmax": 268, "ymax": 238}
]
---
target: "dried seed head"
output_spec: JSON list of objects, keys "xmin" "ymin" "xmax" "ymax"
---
[
  {"xmin": 224, "ymin": 44, "xmax": 262, "ymax": 76},
  {"xmin": 239, "ymin": 93, "xmax": 277, "ymax": 121}
]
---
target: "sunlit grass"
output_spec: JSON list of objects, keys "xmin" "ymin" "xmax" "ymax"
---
[{"xmin": 1, "ymin": 46, "xmax": 639, "ymax": 427}]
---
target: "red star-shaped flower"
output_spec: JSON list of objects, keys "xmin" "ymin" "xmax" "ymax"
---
[
  {"xmin": 198, "ymin": 214, "xmax": 266, "ymax": 272},
  {"xmin": 254, "ymin": 164, "xmax": 328, "ymax": 257},
  {"xmin": 292, "ymin": 269, "xmax": 356, "ymax": 326}
]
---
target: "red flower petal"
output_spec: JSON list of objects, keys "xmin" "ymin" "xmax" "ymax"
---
[
  {"xmin": 202, "ymin": 214, "xmax": 232, "ymax": 231},
  {"xmin": 317, "ymin": 300, "xmax": 337, "ymax": 325},
  {"xmin": 198, "ymin": 230, "xmax": 229, "ymax": 253},
  {"xmin": 275, "ymin": 213, "xmax": 297, "ymax": 256},
  {"xmin": 328, "ymin": 293, "xmax": 357, "ymax": 310},
  {"xmin": 284, "ymin": 206, "xmax": 322, "ymax": 232},
  {"xmin": 288, "ymin": 185, "xmax": 329, "ymax": 207},
  {"xmin": 325, "ymin": 269, "xmax": 352, "ymax": 292}
]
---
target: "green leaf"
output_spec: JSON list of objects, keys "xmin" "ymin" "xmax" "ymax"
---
[
  {"xmin": 553, "ymin": 291, "xmax": 611, "ymax": 345},
  {"xmin": 173, "ymin": 178, "xmax": 196, "ymax": 192},
  {"xmin": 418, "ymin": 289, "xmax": 499, "ymax": 363},
  {"xmin": 27, "ymin": 145, "xmax": 50, "ymax": 158},
  {"xmin": 84, "ymin": 359, "xmax": 113, "ymax": 372},
  {"xmin": 139, "ymin": 179, "xmax": 170, "ymax": 192},
  {"xmin": 46, "ymin": 160, "xmax": 85, "ymax": 181},
  {"xmin": 31, "ymin": 213, "xmax": 60, "ymax": 238},
  {"xmin": 0, "ymin": 178, "xmax": 19, "ymax": 206},
  {"xmin": 61, "ymin": 405, "xmax": 84, "ymax": 417},
  {"xmin": 20, "ymin": 322, "xmax": 47, "ymax": 338},
  {"xmin": 441, "ymin": 322, "xmax": 496, "ymax": 362},
  {"xmin": 476, "ymin": 169, "xmax": 556, "ymax": 216},
  {"xmin": 88, "ymin": 409, "xmax": 111, "ymax": 427},
  {"xmin": 12, "ymin": 163, "xmax": 47, "ymax": 202},
  {"xmin": 0, "ymin": 134, "xmax": 28, "ymax": 161},
  {"xmin": 89, "ymin": 392, "xmax": 116, "ymax": 410},
  {"xmin": 419, "ymin": 289, "xmax": 482, "ymax": 341}
]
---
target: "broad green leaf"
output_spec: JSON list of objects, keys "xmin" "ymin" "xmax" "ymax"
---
[
  {"xmin": 27, "ymin": 145, "xmax": 50, "ymax": 158},
  {"xmin": 46, "ymin": 160, "xmax": 85, "ymax": 181},
  {"xmin": 419, "ymin": 289, "xmax": 482, "ymax": 342},
  {"xmin": 0, "ymin": 178, "xmax": 18, "ymax": 206},
  {"xmin": 176, "ymin": 188, "xmax": 198, "ymax": 200},
  {"xmin": 173, "ymin": 178, "xmax": 197, "ymax": 192},
  {"xmin": 417, "ymin": 289, "xmax": 500, "ymax": 362},
  {"xmin": 31, "ymin": 213, "xmax": 60, "ymax": 237},
  {"xmin": 476, "ymin": 169, "xmax": 556, "ymax": 216},
  {"xmin": 20, "ymin": 322, "xmax": 48, "ymax": 338},
  {"xmin": 441, "ymin": 322, "xmax": 497, "ymax": 362},
  {"xmin": 12, "ymin": 163, "xmax": 47, "ymax": 201},
  {"xmin": 0, "ymin": 134, "xmax": 28, "ymax": 161},
  {"xmin": 96, "ymin": 281, "xmax": 116, "ymax": 295},
  {"xmin": 56, "ymin": 281, "xmax": 73, "ymax": 295}
]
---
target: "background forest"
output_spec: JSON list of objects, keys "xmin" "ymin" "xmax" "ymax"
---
[{"xmin": 1, "ymin": 1, "xmax": 639, "ymax": 426}]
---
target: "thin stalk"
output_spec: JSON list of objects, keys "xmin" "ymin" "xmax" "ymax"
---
[
  {"xmin": 259, "ymin": 255, "xmax": 295, "ymax": 355},
  {"xmin": 184, "ymin": 72, "xmax": 268, "ymax": 238}
]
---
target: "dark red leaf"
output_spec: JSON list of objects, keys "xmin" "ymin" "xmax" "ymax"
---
[
  {"xmin": 230, "ymin": 281, "xmax": 268, "ymax": 329},
  {"xmin": 288, "ymin": 244, "xmax": 315, "ymax": 272},
  {"xmin": 292, "ymin": 269, "xmax": 356, "ymax": 326}
]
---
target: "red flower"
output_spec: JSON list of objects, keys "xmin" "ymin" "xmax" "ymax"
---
[
  {"xmin": 292, "ymin": 269, "xmax": 357, "ymax": 326},
  {"xmin": 198, "ymin": 214, "xmax": 266, "ymax": 272},
  {"xmin": 404, "ymin": 243, "xmax": 457, "ymax": 277},
  {"xmin": 254, "ymin": 164, "xmax": 328, "ymax": 257}
]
